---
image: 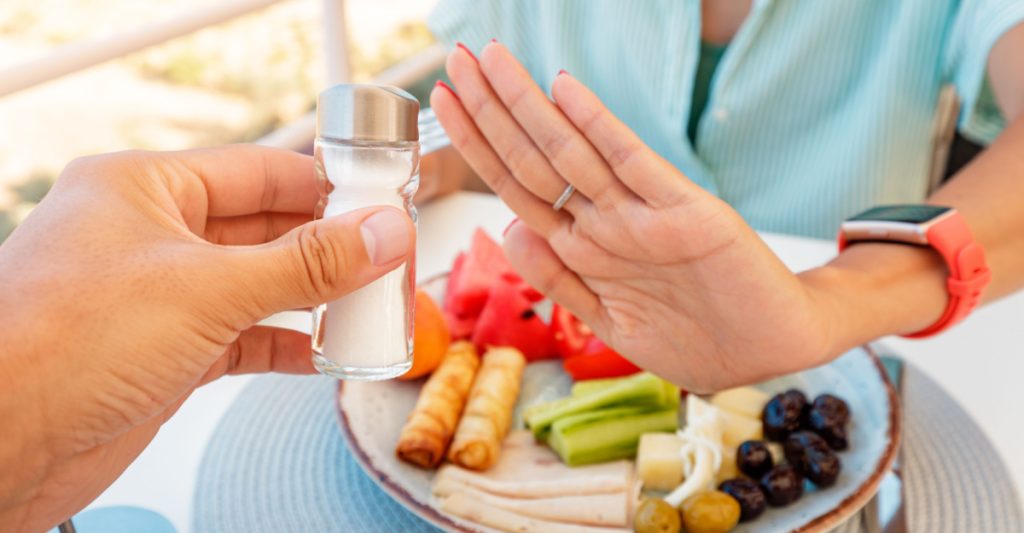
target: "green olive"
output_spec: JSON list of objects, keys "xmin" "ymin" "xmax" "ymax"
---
[
  {"xmin": 633, "ymin": 498, "xmax": 681, "ymax": 533},
  {"xmin": 681, "ymin": 491, "xmax": 741, "ymax": 533}
]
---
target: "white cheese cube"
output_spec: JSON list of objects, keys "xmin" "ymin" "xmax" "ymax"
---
[
  {"xmin": 710, "ymin": 387, "xmax": 770, "ymax": 420},
  {"xmin": 636, "ymin": 432, "xmax": 685, "ymax": 491}
]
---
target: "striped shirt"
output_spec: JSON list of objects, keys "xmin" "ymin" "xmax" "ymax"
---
[{"xmin": 428, "ymin": 0, "xmax": 1024, "ymax": 238}]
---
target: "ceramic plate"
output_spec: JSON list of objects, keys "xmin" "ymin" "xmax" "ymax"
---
[{"xmin": 337, "ymin": 275, "xmax": 901, "ymax": 532}]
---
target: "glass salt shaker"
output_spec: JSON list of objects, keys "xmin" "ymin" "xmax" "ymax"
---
[{"xmin": 312, "ymin": 84, "xmax": 419, "ymax": 380}]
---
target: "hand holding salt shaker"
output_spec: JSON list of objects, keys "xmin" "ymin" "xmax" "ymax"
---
[{"xmin": 312, "ymin": 84, "xmax": 419, "ymax": 380}]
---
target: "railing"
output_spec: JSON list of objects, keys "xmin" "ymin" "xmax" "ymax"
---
[{"xmin": 0, "ymin": 0, "xmax": 446, "ymax": 151}]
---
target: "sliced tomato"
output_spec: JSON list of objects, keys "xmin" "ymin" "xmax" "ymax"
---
[
  {"xmin": 550, "ymin": 304, "xmax": 593, "ymax": 359},
  {"xmin": 562, "ymin": 339, "xmax": 641, "ymax": 381}
]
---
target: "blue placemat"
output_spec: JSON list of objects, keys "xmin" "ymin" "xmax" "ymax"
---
[
  {"xmin": 195, "ymin": 367, "xmax": 1022, "ymax": 532},
  {"xmin": 193, "ymin": 374, "xmax": 439, "ymax": 532}
]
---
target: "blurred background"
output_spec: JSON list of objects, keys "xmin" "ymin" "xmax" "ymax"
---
[{"xmin": 0, "ymin": 0, "xmax": 444, "ymax": 242}]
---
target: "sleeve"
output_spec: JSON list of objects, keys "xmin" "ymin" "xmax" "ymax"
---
[
  {"xmin": 427, "ymin": 0, "xmax": 547, "ymax": 80},
  {"xmin": 945, "ymin": 1, "xmax": 1024, "ymax": 144}
]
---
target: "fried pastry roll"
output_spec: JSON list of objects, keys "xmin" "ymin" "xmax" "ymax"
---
[
  {"xmin": 448, "ymin": 347, "xmax": 526, "ymax": 470},
  {"xmin": 396, "ymin": 341, "xmax": 480, "ymax": 468}
]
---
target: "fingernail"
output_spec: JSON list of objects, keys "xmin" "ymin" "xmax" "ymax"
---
[
  {"xmin": 434, "ymin": 80, "xmax": 458, "ymax": 100},
  {"xmin": 361, "ymin": 209, "xmax": 412, "ymax": 266},
  {"xmin": 503, "ymin": 217, "xmax": 520, "ymax": 237},
  {"xmin": 558, "ymin": 69, "xmax": 569, "ymax": 76},
  {"xmin": 455, "ymin": 42, "xmax": 478, "ymax": 63},
  {"xmin": 490, "ymin": 38, "xmax": 498, "ymax": 43}
]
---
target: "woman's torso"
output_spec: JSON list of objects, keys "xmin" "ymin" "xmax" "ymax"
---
[{"xmin": 429, "ymin": 0, "xmax": 1012, "ymax": 238}]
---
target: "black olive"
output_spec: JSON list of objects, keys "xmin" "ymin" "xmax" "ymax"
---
[
  {"xmin": 719, "ymin": 478, "xmax": 767, "ymax": 522},
  {"xmin": 812, "ymin": 394, "xmax": 850, "ymax": 423},
  {"xmin": 759, "ymin": 464, "xmax": 804, "ymax": 507},
  {"xmin": 761, "ymin": 389, "xmax": 808, "ymax": 441},
  {"xmin": 736, "ymin": 440, "xmax": 774, "ymax": 478},
  {"xmin": 807, "ymin": 408, "xmax": 849, "ymax": 450},
  {"xmin": 785, "ymin": 431, "xmax": 842, "ymax": 488}
]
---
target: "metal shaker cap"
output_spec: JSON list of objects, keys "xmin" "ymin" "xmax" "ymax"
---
[{"xmin": 316, "ymin": 84, "xmax": 419, "ymax": 143}]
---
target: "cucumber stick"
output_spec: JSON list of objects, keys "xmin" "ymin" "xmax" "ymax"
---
[
  {"xmin": 547, "ymin": 408, "xmax": 679, "ymax": 466},
  {"xmin": 525, "ymin": 373, "xmax": 675, "ymax": 437}
]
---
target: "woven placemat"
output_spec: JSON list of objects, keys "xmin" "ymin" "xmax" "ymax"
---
[{"xmin": 193, "ymin": 365, "xmax": 1021, "ymax": 532}]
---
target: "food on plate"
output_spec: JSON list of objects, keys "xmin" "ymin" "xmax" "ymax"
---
[
  {"xmin": 444, "ymin": 229, "xmax": 514, "ymax": 321},
  {"xmin": 761, "ymin": 389, "xmax": 809, "ymax": 441},
  {"xmin": 470, "ymin": 280, "xmax": 553, "ymax": 361},
  {"xmin": 550, "ymin": 407, "xmax": 679, "ymax": 466},
  {"xmin": 449, "ymin": 347, "xmax": 527, "ymax": 470},
  {"xmin": 718, "ymin": 478, "xmax": 767, "ymax": 522},
  {"xmin": 550, "ymin": 303, "xmax": 643, "ymax": 380},
  {"xmin": 736, "ymin": 440, "xmax": 774, "ymax": 478},
  {"xmin": 680, "ymin": 490, "xmax": 741, "ymax": 533},
  {"xmin": 524, "ymin": 372, "xmax": 679, "ymax": 465},
  {"xmin": 440, "ymin": 493, "xmax": 631, "ymax": 533},
  {"xmin": 395, "ymin": 341, "xmax": 480, "ymax": 468},
  {"xmin": 806, "ymin": 393, "xmax": 851, "ymax": 450},
  {"xmin": 550, "ymin": 303, "xmax": 592, "ymax": 359},
  {"xmin": 563, "ymin": 338, "xmax": 642, "ymax": 381},
  {"xmin": 433, "ymin": 431, "xmax": 637, "ymax": 531},
  {"xmin": 784, "ymin": 431, "xmax": 842, "ymax": 488},
  {"xmin": 399, "ymin": 290, "xmax": 452, "ymax": 381},
  {"xmin": 633, "ymin": 499, "xmax": 681, "ymax": 533},
  {"xmin": 714, "ymin": 446, "xmax": 740, "ymax": 485},
  {"xmin": 710, "ymin": 386, "xmax": 770, "ymax": 420},
  {"xmin": 434, "ymin": 481, "xmax": 632, "ymax": 527},
  {"xmin": 759, "ymin": 464, "xmax": 804, "ymax": 507},
  {"xmin": 766, "ymin": 441, "xmax": 785, "ymax": 465},
  {"xmin": 636, "ymin": 433, "xmax": 685, "ymax": 491},
  {"xmin": 719, "ymin": 409, "xmax": 763, "ymax": 449},
  {"xmin": 664, "ymin": 396, "xmax": 723, "ymax": 507},
  {"xmin": 526, "ymin": 372, "xmax": 678, "ymax": 439},
  {"xmin": 441, "ymin": 229, "xmax": 554, "ymax": 360}
]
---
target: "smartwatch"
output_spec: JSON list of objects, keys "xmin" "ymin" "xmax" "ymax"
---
[{"xmin": 839, "ymin": 204, "xmax": 991, "ymax": 338}]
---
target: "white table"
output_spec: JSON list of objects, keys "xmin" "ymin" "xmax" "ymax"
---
[{"xmin": 86, "ymin": 192, "xmax": 1024, "ymax": 532}]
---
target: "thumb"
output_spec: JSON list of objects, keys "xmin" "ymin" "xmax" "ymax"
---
[{"xmin": 221, "ymin": 206, "xmax": 415, "ymax": 319}]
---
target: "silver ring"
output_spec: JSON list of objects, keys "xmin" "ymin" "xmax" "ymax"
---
[{"xmin": 552, "ymin": 184, "xmax": 575, "ymax": 211}]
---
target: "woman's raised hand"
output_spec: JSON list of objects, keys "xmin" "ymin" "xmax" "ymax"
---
[{"xmin": 431, "ymin": 42, "xmax": 839, "ymax": 392}]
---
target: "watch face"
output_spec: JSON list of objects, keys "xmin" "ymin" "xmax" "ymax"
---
[{"xmin": 848, "ymin": 205, "xmax": 951, "ymax": 224}]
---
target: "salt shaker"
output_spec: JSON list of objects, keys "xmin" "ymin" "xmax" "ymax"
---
[{"xmin": 312, "ymin": 84, "xmax": 419, "ymax": 380}]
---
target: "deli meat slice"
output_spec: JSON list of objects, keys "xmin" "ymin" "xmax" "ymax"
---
[
  {"xmin": 440, "ymin": 493, "xmax": 631, "ymax": 533},
  {"xmin": 431, "ymin": 430, "xmax": 639, "ymax": 530},
  {"xmin": 433, "ymin": 477, "xmax": 629, "ymax": 527}
]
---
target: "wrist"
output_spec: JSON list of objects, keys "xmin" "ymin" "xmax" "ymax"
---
[{"xmin": 798, "ymin": 242, "xmax": 947, "ymax": 353}]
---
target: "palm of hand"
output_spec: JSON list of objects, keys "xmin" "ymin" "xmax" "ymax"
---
[
  {"xmin": 552, "ymin": 183, "xmax": 832, "ymax": 391},
  {"xmin": 432, "ymin": 42, "xmax": 833, "ymax": 391}
]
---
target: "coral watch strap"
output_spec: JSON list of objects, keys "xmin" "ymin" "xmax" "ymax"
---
[
  {"xmin": 839, "ymin": 210, "xmax": 991, "ymax": 338},
  {"xmin": 903, "ymin": 214, "xmax": 991, "ymax": 337}
]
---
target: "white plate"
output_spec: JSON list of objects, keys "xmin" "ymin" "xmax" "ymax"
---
[{"xmin": 337, "ymin": 277, "xmax": 900, "ymax": 533}]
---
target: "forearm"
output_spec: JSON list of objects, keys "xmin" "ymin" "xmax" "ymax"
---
[{"xmin": 802, "ymin": 115, "xmax": 1024, "ymax": 354}]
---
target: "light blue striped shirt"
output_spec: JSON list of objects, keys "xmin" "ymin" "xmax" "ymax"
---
[{"xmin": 428, "ymin": 0, "xmax": 1024, "ymax": 238}]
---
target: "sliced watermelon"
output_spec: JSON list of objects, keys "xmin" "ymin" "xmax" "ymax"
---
[
  {"xmin": 471, "ymin": 279, "xmax": 555, "ymax": 362},
  {"xmin": 445, "ymin": 229, "xmax": 515, "ymax": 319},
  {"xmin": 442, "ymin": 252, "xmax": 476, "ymax": 339}
]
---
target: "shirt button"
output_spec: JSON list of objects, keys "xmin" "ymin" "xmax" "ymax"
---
[{"xmin": 712, "ymin": 108, "xmax": 729, "ymax": 121}]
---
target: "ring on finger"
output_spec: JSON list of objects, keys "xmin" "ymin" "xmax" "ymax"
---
[{"xmin": 552, "ymin": 184, "xmax": 575, "ymax": 211}]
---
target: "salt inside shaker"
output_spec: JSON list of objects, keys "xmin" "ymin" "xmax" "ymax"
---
[{"xmin": 312, "ymin": 84, "xmax": 419, "ymax": 380}]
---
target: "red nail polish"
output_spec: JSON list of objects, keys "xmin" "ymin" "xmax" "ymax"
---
[
  {"xmin": 503, "ymin": 217, "xmax": 520, "ymax": 237},
  {"xmin": 455, "ymin": 42, "xmax": 478, "ymax": 64},
  {"xmin": 434, "ymin": 80, "xmax": 459, "ymax": 100},
  {"xmin": 558, "ymin": 69, "xmax": 569, "ymax": 76}
]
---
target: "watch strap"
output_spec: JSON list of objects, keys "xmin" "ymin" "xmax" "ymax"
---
[
  {"xmin": 903, "ymin": 214, "xmax": 990, "ymax": 338},
  {"xmin": 839, "ymin": 210, "xmax": 990, "ymax": 338}
]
